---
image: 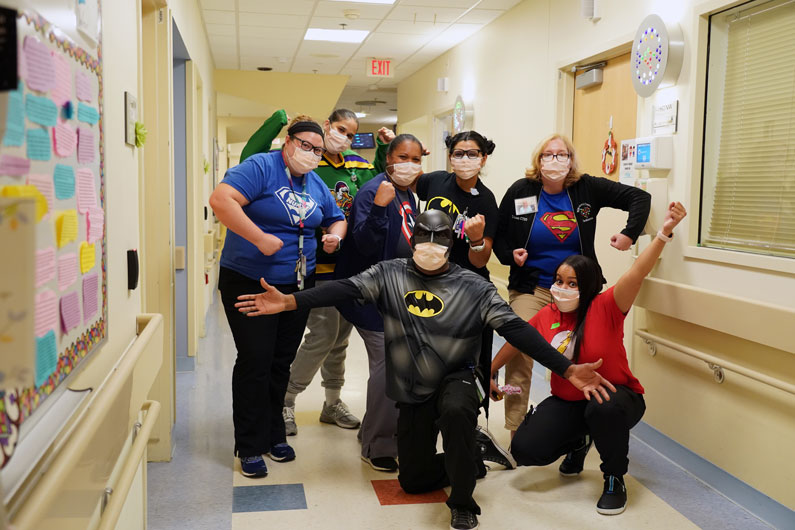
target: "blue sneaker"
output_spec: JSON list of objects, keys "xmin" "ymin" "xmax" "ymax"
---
[
  {"xmin": 268, "ymin": 442, "xmax": 296, "ymax": 462},
  {"xmin": 240, "ymin": 455, "xmax": 268, "ymax": 477}
]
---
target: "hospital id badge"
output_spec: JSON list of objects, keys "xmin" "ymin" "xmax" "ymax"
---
[{"xmin": 515, "ymin": 196, "xmax": 537, "ymax": 215}]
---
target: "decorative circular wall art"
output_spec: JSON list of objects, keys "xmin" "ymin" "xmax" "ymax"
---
[
  {"xmin": 453, "ymin": 95, "xmax": 466, "ymax": 134},
  {"xmin": 631, "ymin": 14, "xmax": 684, "ymax": 97}
]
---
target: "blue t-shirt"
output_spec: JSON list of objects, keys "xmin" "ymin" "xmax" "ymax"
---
[
  {"xmin": 525, "ymin": 190, "xmax": 581, "ymax": 288},
  {"xmin": 220, "ymin": 151, "xmax": 345, "ymax": 284}
]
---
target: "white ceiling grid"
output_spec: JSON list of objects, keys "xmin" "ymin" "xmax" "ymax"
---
[{"xmin": 201, "ymin": 0, "xmax": 522, "ymax": 123}]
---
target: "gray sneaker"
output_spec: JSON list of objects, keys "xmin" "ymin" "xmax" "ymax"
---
[
  {"xmin": 283, "ymin": 405, "xmax": 297, "ymax": 436},
  {"xmin": 319, "ymin": 399, "xmax": 361, "ymax": 429}
]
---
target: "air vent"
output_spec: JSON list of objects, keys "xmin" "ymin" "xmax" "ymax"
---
[{"xmin": 354, "ymin": 99, "xmax": 386, "ymax": 106}]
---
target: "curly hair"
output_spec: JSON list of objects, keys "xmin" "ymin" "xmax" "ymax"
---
[{"xmin": 525, "ymin": 134, "xmax": 583, "ymax": 187}]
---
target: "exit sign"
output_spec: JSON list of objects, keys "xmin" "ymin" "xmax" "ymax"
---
[{"xmin": 367, "ymin": 58, "xmax": 393, "ymax": 78}]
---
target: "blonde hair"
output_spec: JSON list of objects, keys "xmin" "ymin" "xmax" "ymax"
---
[
  {"xmin": 525, "ymin": 134, "xmax": 583, "ymax": 187},
  {"xmin": 288, "ymin": 114, "xmax": 316, "ymax": 128}
]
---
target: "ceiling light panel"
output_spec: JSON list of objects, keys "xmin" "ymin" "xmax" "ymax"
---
[{"xmin": 304, "ymin": 28, "xmax": 369, "ymax": 43}]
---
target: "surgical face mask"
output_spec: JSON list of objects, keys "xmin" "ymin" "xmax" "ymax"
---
[
  {"xmin": 450, "ymin": 157, "xmax": 482, "ymax": 180},
  {"xmin": 413, "ymin": 242, "xmax": 449, "ymax": 271},
  {"xmin": 325, "ymin": 127, "xmax": 351, "ymax": 154},
  {"xmin": 288, "ymin": 146, "xmax": 321, "ymax": 174},
  {"xmin": 540, "ymin": 159, "xmax": 570, "ymax": 182},
  {"xmin": 550, "ymin": 284, "xmax": 580, "ymax": 312},
  {"xmin": 389, "ymin": 162, "xmax": 422, "ymax": 186}
]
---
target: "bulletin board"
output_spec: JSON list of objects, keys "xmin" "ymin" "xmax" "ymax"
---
[{"xmin": 0, "ymin": 8, "xmax": 105, "ymax": 469}]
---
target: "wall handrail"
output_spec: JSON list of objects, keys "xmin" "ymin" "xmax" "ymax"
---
[
  {"xmin": 97, "ymin": 400, "xmax": 160, "ymax": 530},
  {"xmin": 636, "ymin": 329, "xmax": 795, "ymax": 396}
]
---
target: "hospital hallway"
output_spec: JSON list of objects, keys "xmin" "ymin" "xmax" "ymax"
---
[{"xmin": 146, "ymin": 295, "xmax": 776, "ymax": 530}]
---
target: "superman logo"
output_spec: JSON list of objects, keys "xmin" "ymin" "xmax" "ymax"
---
[
  {"xmin": 425, "ymin": 196, "xmax": 460, "ymax": 216},
  {"xmin": 404, "ymin": 290, "xmax": 445, "ymax": 317},
  {"xmin": 540, "ymin": 211, "xmax": 577, "ymax": 242}
]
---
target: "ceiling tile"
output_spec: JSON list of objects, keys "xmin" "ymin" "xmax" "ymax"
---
[
  {"xmin": 458, "ymin": 9, "xmax": 504, "ymax": 24},
  {"xmin": 295, "ymin": 40, "xmax": 360, "ymax": 57},
  {"xmin": 398, "ymin": 0, "xmax": 479, "ymax": 8},
  {"xmin": 376, "ymin": 19, "xmax": 446, "ymax": 36},
  {"xmin": 238, "ymin": 0, "xmax": 316, "ymax": 15},
  {"xmin": 215, "ymin": 57, "xmax": 239, "ymax": 69},
  {"xmin": 238, "ymin": 12, "xmax": 309, "ymax": 29},
  {"xmin": 238, "ymin": 36, "xmax": 301, "ymax": 57},
  {"xmin": 427, "ymin": 23, "xmax": 483, "ymax": 48},
  {"xmin": 239, "ymin": 60, "xmax": 291, "ymax": 73},
  {"xmin": 291, "ymin": 60, "xmax": 347, "ymax": 75},
  {"xmin": 313, "ymin": 1, "xmax": 394, "ymax": 20},
  {"xmin": 387, "ymin": 6, "xmax": 467, "ymax": 23},
  {"xmin": 476, "ymin": 0, "xmax": 522, "ymax": 9},
  {"xmin": 356, "ymin": 31, "xmax": 431, "ymax": 60},
  {"xmin": 238, "ymin": 26, "xmax": 303, "ymax": 39},
  {"xmin": 204, "ymin": 10, "xmax": 236, "ymax": 25},
  {"xmin": 205, "ymin": 23, "xmax": 237, "ymax": 36},
  {"xmin": 307, "ymin": 17, "xmax": 381, "ymax": 31},
  {"xmin": 208, "ymin": 34, "xmax": 237, "ymax": 49},
  {"xmin": 200, "ymin": 0, "xmax": 233, "ymax": 11}
]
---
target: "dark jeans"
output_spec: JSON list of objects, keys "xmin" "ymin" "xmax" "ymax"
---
[
  {"xmin": 511, "ymin": 385, "xmax": 645, "ymax": 476},
  {"xmin": 397, "ymin": 369, "xmax": 481, "ymax": 514},
  {"xmin": 218, "ymin": 267, "xmax": 314, "ymax": 457}
]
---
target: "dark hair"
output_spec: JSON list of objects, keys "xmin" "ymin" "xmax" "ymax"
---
[
  {"xmin": 387, "ymin": 133, "xmax": 423, "ymax": 156},
  {"xmin": 444, "ymin": 130, "xmax": 496, "ymax": 155},
  {"xmin": 328, "ymin": 108, "xmax": 359, "ymax": 126},
  {"xmin": 555, "ymin": 254, "xmax": 603, "ymax": 363}
]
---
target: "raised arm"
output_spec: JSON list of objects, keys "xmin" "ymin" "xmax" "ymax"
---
[
  {"xmin": 613, "ymin": 201, "xmax": 687, "ymax": 313},
  {"xmin": 239, "ymin": 109, "xmax": 289, "ymax": 163}
]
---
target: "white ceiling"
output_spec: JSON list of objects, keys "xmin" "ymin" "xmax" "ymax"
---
[{"xmin": 200, "ymin": 0, "xmax": 521, "ymax": 123}]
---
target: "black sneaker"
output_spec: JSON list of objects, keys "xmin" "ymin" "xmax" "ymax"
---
[
  {"xmin": 450, "ymin": 507, "xmax": 479, "ymax": 530},
  {"xmin": 597, "ymin": 474, "xmax": 627, "ymax": 515},
  {"xmin": 361, "ymin": 455, "xmax": 398, "ymax": 472},
  {"xmin": 475, "ymin": 425, "xmax": 516, "ymax": 470},
  {"xmin": 559, "ymin": 434, "xmax": 592, "ymax": 476}
]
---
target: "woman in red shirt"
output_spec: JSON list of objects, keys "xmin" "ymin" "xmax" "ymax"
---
[{"xmin": 490, "ymin": 201, "xmax": 687, "ymax": 515}]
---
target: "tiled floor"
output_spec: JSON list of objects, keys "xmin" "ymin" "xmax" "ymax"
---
[{"xmin": 147, "ymin": 296, "xmax": 776, "ymax": 530}]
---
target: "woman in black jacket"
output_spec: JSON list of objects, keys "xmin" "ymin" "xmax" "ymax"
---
[{"xmin": 492, "ymin": 134, "xmax": 650, "ymax": 439}]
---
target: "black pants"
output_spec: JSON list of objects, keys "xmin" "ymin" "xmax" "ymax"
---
[
  {"xmin": 397, "ymin": 369, "xmax": 481, "ymax": 514},
  {"xmin": 218, "ymin": 267, "xmax": 314, "ymax": 457},
  {"xmin": 510, "ymin": 385, "xmax": 645, "ymax": 476}
]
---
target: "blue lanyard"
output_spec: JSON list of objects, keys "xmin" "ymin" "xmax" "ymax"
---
[{"xmin": 286, "ymin": 167, "xmax": 307, "ymax": 289}]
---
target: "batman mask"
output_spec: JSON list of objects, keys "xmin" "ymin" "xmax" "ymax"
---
[{"xmin": 411, "ymin": 210, "xmax": 454, "ymax": 271}]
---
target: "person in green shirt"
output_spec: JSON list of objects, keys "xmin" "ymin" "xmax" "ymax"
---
[{"xmin": 239, "ymin": 108, "xmax": 393, "ymax": 436}]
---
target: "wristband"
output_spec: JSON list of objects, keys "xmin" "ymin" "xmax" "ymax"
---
[
  {"xmin": 327, "ymin": 233, "xmax": 343, "ymax": 251},
  {"xmin": 656, "ymin": 230, "xmax": 673, "ymax": 243}
]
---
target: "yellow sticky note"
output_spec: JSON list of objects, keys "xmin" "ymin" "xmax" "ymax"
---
[
  {"xmin": 79, "ymin": 241, "xmax": 95, "ymax": 274},
  {"xmin": 1, "ymin": 185, "xmax": 48, "ymax": 222},
  {"xmin": 56, "ymin": 209, "xmax": 78, "ymax": 248}
]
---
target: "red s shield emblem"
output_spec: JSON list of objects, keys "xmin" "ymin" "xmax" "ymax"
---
[{"xmin": 540, "ymin": 211, "xmax": 577, "ymax": 242}]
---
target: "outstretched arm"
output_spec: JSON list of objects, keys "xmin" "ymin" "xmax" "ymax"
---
[
  {"xmin": 613, "ymin": 201, "xmax": 687, "ymax": 313},
  {"xmin": 236, "ymin": 278, "xmax": 363, "ymax": 316}
]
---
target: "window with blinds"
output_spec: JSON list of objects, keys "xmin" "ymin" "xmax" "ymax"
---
[{"xmin": 700, "ymin": 0, "xmax": 795, "ymax": 258}]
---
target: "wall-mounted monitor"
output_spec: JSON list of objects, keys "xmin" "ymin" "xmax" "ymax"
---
[{"xmin": 351, "ymin": 132, "xmax": 375, "ymax": 149}]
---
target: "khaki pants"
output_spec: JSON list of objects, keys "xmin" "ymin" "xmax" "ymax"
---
[{"xmin": 503, "ymin": 287, "xmax": 552, "ymax": 430}]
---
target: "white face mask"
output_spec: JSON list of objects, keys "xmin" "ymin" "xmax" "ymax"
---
[
  {"xmin": 450, "ymin": 157, "xmax": 482, "ymax": 180},
  {"xmin": 288, "ymin": 146, "xmax": 321, "ymax": 174},
  {"xmin": 413, "ymin": 242, "xmax": 449, "ymax": 271},
  {"xmin": 325, "ymin": 127, "xmax": 351, "ymax": 154},
  {"xmin": 389, "ymin": 162, "xmax": 422, "ymax": 186},
  {"xmin": 550, "ymin": 284, "xmax": 580, "ymax": 312},
  {"xmin": 540, "ymin": 159, "xmax": 570, "ymax": 182}
]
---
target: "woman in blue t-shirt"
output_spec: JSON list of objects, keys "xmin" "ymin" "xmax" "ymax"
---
[{"xmin": 209, "ymin": 117, "xmax": 346, "ymax": 478}]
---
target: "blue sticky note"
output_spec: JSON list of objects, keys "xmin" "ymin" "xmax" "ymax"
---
[
  {"xmin": 3, "ymin": 90, "xmax": 25, "ymax": 146},
  {"xmin": 77, "ymin": 103, "xmax": 99, "ymax": 125},
  {"xmin": 35, "ymin": 330, "xmax": 58, "ymax": 387},
  {"xmin": 26, "ymin": 94, "xmax": 58, "ymax": 127},
  {"xmin": 27, "ymin": 128, "xmax": 52, "ymax": 161},
  {"xmin": 54, "ymin": 164, "xmax": 75, "ymax": 199}
]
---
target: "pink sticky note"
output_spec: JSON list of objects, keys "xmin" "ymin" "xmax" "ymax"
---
[
  {"xmin": 0, "ymin": 155, "xmax": 31, "ymax": 177},
  {"xmin": 76, "ymin": 70, "xmax": 93, "ymax": 102},
  {"xmin": 76, "ymin": 168, "xmax": 96, "ymax": 213},
  {"xmin": 28, "ymin": 174, "xmax": 54, "ymax": 218},
  {"xmin": 77, "ymin": 127, "xmax": 95, "ymax": 164},
  {"xmin": 82, "ymin": 273, "xmax": 99, "ymax": 323},
  {"xmin": 23, "ymin": 36, "xmax": 55, "ymax": 93},
  {"xmin": 36, "ymin": 248, "xmax": 56, "ymax": 288},
  {"xmin": 57, "ymin": 252, "xmax": 78, "ymax": 291},
  {"xmin": 51, "ymin": 53, "xmax": 72, "ymax": 106},
  {"xmin": 60, "ymin": 291, "xmax": 82, "ymax": 333},
  {"xmin": 87, "ymin": 206, "xmax": 104, "ymax": 243},
  {"xmin": 35, "ymin": 289, "xmax": 59, "ymax": 337},
  {"xmin": 53, "ymin": 122, "xmax": 77, "ymax": 157}
]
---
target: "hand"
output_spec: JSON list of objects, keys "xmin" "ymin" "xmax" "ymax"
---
[
  {"xmin": 610, "ymin": 233, "xmax": 633, "ymax": 251},
  {"xmin": 563, "ymin": 359, "xmax": 617, "ymax": 404},
  {"xmin": 257, "ymin": 233, "xmax": 284, "ymax": 256},
  {"xmin": 321, "ymin": 234, "xmax": 341, "ymax": 253},
  {"xmin": 661, "ymin": 201, "xmax": 687, "ymax": 235},
  {"xmin": 373, "ymin": 181, "xmax": 396, "ymax": 207},
  {"xmin": 235, "ymin": 278, "xmax": 289, "ymax": 316},
  {"xmin": 464, "ymin": 214, "xmax": 486, "ymax": 242},
  {"xmin": 377, "ymin": 127, "xmax": 396, "ymax": 143},
  {"xmin": 489, "ymin": 377, "xmax": 503, "ymax": 401},
  {"xmin": 513, "ymin": 248, "xmax": 528, "ymax": 267}
]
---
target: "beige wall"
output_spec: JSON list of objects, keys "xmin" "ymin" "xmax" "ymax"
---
[{"xmin": 398, "ymin": 0, "xmax": 795, "ymax": 508}]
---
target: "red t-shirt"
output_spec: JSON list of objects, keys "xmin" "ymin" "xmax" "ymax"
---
[{"xmin": 529, "ymin": 286, "xmax": 644, "ymax": 401}]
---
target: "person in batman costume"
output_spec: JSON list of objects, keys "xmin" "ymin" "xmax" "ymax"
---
[{"xmin": 235, "ymin": 210, "xmax": 615, "ymax": 530}]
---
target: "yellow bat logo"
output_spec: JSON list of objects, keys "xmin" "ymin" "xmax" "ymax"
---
[
  {"xmin": 404, "ymin": 290, "xmax": 445, "ymax": 317},
  {"xmin": 426, "ymin": 196, "xmax": 460, "ymax": 215}
]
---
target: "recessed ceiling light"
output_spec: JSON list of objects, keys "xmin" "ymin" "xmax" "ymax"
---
[
  {"xmin": 257, "ymin": 66, "xmax": 273, "ymax": 71},
  {"xmin": 329, "ymin": 0, "xmax": 394, "ymax": 4},
  {"xmin": 304, "ymin": 28, "xmax": 369, "ymax": 43},
  {"xmin": 355, "ymin": 112, "xmax": 367, "ymax": 118}
]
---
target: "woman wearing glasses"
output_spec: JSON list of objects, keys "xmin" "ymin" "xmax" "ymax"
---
[
  {"xmin": 210, "ymin": 116, "xmax": 346, "ymax": 478},
  {"xmin": 492, "ymin": 134, "xmax": 650, "ymax": 440}
]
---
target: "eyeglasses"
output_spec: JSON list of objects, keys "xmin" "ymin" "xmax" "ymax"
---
[
  {"xmin": 451, "ymin": 149, "xmax": 482, "ymax": 160},
  {"xmin": 540, "ymin": 152, "xmax": 570, "ymax": 162},
  {"xmin": 293, "ymin": 137, "xmax": 325, "ymax": 157}
]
